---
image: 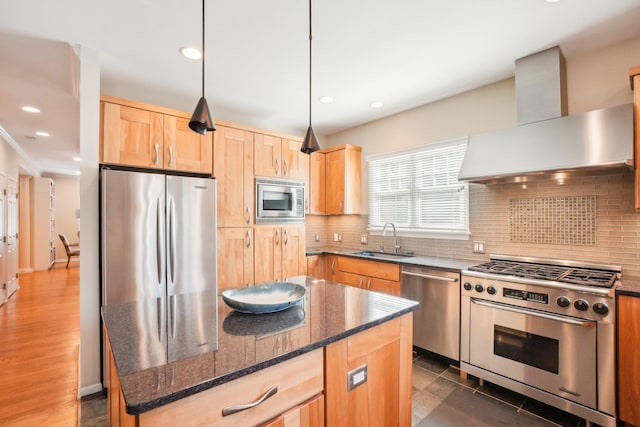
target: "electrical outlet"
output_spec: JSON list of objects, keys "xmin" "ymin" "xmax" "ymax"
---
[
  {"xmin": 338, "ymin": 234, "xmax": 342, "ymax": 242},
  {"xmin": 473, "ymin": 240, "xmax": 486, "ymax": 254},
  {"xmin": 333, "ymin": 233, "xmax": 339, "ymax": 242},
  {"xmin": 315, "ymin": 234, "xmax": 320, "ymax": 242},
  {"xmin": 360, "ymin": 235, "xmax": 368, "ymax": 244}
]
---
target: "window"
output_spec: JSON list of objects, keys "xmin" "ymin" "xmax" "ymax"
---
[{"xmin": 367, "ymin": 137, "xmax": 469, "ymax": 238}]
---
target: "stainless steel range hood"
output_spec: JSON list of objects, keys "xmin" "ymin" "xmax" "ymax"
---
[{"xmin": 458, "ymin": 47, "xmax": 633, "ymax": 184}]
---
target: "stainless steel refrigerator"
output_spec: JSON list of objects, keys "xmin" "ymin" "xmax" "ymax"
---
[
  {"xmin": 101, "ymin": 168, "xmax": 217, "ymax": 304},
  {"xmin": 101, "ymin": 168, "xmax": 218, "ymax": 383}
]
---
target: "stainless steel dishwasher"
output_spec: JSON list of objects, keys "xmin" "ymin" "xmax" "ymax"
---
[{"xmin": 401, "ymin": 265, "xmax": 460, "ymax": 360}]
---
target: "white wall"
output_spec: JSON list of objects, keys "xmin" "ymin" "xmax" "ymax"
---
[
  {"xmin": 78, "ymin": 45, "xmax": 101, "ymax": 396},
  {"xmin": 326, "ymin": 37, "xmax": 640, "ymax": 213}
]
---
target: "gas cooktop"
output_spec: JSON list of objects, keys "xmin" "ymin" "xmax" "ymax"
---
[{"xmin": 466, "ymin": 255, "xmax": 620, "ymax": 289}]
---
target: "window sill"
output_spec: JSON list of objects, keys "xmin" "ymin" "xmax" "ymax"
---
[{"xmin": 368, "ymin": 227, "xmax": 470, "ymax": 241}]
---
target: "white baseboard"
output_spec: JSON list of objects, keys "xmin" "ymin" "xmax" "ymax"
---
[
  {"xmin": 18, "ymin": 268, "xmax": 34, "ymax": 274},
  {"xmin": 79, "ymin": 383, "xmax": 103, "ymax": 397}
]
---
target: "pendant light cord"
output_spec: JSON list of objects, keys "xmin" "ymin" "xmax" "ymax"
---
[
  {"xmin": 201, "ymin": 0, "xmax": 205, "ymax": 98},
  {"xmin": 308, "ymin": 0, "xmax": 312, "ymax": 126}
]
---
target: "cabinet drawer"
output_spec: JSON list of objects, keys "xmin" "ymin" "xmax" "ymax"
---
[
  {"xmin": 138, "ymin": 349, "xmax": 323, "ymax": 427},
  {"xmin": 338, "ymin": 257, "xmax": 400, "ymax": 281}
]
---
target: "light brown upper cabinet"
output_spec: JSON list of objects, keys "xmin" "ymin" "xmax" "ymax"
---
[
  {"xmin": 630, "ymin": 66, "xmax": 640, "ymax": 210},
  {"xmin": 308, "ymin": 152, "xmax": 325, "ymax": 214},
  {"xmin": 214, "ymin": 125, "xmax": 254, "ymax": 227},
  {"xmin": 254, "ymin": 134, "xmax": 308, "ymax": 180},
  {"xmin": 324, "ymin": 144, "xmax": 362, "ymax": 215},
  {"xmin": 100, "ymin": 96, "xmax": 212, "ymax": 174}
]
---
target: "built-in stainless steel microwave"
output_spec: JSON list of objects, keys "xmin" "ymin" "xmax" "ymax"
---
[{"xmin": 255, "ymin": 178, "xmax": 305, "ymax": 223}]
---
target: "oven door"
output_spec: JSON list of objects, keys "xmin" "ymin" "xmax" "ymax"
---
[{"xmin": 469, "ymin": 298, "xmax": 597, "ymax": 408}]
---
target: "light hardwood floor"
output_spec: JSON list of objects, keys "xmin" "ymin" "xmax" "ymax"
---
[{"xmin": 0, "ymin": 262, "xmax": 80, "ymax": 426}]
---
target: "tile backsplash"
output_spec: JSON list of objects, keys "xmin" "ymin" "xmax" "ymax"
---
[
  {"xmin": 306, "ymin": 169, "xmax": 640, "ymax": 278},
  {"xmin": 509, "ymin": 195, "xmax": 596, "ymax": 245}
]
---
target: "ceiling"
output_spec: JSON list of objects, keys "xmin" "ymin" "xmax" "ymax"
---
[{"xmin": 1, "ymin": 0, "xmax": 640, "ymax": 176}]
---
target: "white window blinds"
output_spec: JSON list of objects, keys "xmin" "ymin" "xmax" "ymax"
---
[{"xmin": 368, "ymin": 137, "xmax": 469, "ymax": 237}]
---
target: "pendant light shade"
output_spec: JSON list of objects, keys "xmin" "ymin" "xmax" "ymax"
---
[
  {"xmin": 301, "ymin": 126, "xmax": 320, "ymax": 154},
  {"xmin": 189, "ymin": 96, "xmax": 215, "ymax": 134},
  {"xmin": 189, "ymin": 0, "xmax": 216, "ymax": 135},
  {"xmin": 300, "ymin": 0, "xmax": 320, "ymax": 154}
]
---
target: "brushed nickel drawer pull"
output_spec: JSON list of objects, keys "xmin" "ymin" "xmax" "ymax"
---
[{"xmin": 221, "ymin": 386, "xmax": 278, "ymax": 416}]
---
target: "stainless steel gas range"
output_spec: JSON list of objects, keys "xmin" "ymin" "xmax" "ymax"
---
[{"xmin": 460, "ymin": 254, "xmax": 619, "ymax": 427}]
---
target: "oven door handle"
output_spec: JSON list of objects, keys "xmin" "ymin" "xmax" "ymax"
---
[{"xmin": 471, "ymin": 298, "xmax": 596, "ymax": 327}]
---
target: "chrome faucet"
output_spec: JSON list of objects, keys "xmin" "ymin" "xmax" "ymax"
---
[{"xmin": 381, "ymin": 222, "xmax": 400, "ymax": 254}]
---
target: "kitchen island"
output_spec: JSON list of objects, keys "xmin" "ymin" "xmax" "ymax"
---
[{"xmin": 102, "ymin": 275, "xmax": 418, "ymax": 426}]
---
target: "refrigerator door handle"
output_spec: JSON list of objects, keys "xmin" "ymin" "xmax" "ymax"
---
[
  {"xmin": 168, "ymin": 198, "xmax": 176, "ymax": 284},
  {"xmin": 156, "ymin": 197, "xmax": 163, "ymax": 285},
  {"xmin": 169, "ymin": 294, "xmax": 176, "ymax": 340}
]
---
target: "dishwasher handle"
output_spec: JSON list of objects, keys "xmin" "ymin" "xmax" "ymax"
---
[{"xmin": 401, "ymin": 270, "xmax": 458, "ymax": 282}]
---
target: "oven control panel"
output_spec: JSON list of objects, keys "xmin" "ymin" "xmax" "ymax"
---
[
  {"xmin": 503, "ymin": 288, "xmax": 548, "ymax": 304},
  {"xmin": 461, "ymin": 275, "xmax": 614, "ymax": 322}
]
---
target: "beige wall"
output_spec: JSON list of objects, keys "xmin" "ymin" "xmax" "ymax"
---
[
  {"xmin": 44, "ymin": 174, "xmax": 80, "ymax": 262},
  {"xmin": 318, "ymin": 36, "xmax": 640, "ymax": 277}
]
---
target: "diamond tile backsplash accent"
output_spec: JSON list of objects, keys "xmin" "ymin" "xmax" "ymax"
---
[{"xmin": 509, "ymin": 196, "xmax": 596, "ymax": 245}]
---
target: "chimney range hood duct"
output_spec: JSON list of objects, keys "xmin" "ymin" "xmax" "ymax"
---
[{"xmin": 458, "ymin": 46, "xmax": 633, "ymax": 184}]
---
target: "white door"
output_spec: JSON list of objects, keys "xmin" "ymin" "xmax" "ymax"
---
[
  {"xmin": 0, "ymin": 173, "xmax": 6, "ymax": 304},
  {"xmin": 6, "ymin": 177, "xmax": 18, "ymax": 297}
]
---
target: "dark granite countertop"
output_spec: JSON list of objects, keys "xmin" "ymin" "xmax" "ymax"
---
[
  {"xmin": 617, "ymin": 276, "xmax": 640, "ymax": 297},
  {"xmin": 306, "ymin": 248, "xmax": 476, "ymax": 272},
  {"xmin": 102, "ymin": 275, "xmax": 418, "ymax": 415}
]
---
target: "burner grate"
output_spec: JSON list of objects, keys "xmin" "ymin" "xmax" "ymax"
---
[{"xmin": 468, "ymin": 260, "xmax": 617, "ymax": 288}]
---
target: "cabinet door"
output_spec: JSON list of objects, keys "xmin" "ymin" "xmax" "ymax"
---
[
  {"xmin": 254, "ymin": 134, "xmax": 282, "ymax": 177},
  {"xmin": 309, "ymin": 152, "xmax": 325, "ymax": 214},
  {"xmin": 255, "ymin": 225, "xmax": 282, "ymax": 283},
  {"xmin": 324, "ymin": 255, "xmax": 339, "ymax": 282},
  {"xmin": 217, "ymin": 228, "xmax": 254, "ymax": 291},
  {"xmin": 632, "ymin": 70, "xmax": 640, "ymax": 209},
  {"xmin": 281, "ymin": 139, "xmax": 304, "ymax": 179},
  {"xmin": 325, "ymin": 149, "xmax": 346, "ymax": 214},
  {"xmin": 163, "ymin": 115, "xmax": 212, "ymax": 174},
  {"xmin": 337, "ymin": 271, "xmax": 365, "ymax": 289},
  {"xmin": 101, "ymin": 102, "xmax": 164, "ymax": 168},
  {"xmin": 325, "ymin": 314, "xmax": 412, "ymax": 427},
  {"xmin": 619, "ymin": 295, "xmax": 640, "ymax": 425},
  {"xmin": 306, "ymin": 255, "xmax": 324, "ymax": 279},
  {"xmin": 282, "ymin": 225, "xmax": 306, "ymax": 279},
  {"xmin": 367, "ymin": 277, "xmax": 400, "ymax": 296},
  {"xmin": 215, "ymin": 126, "xmax": 254, "ymax": 227}
]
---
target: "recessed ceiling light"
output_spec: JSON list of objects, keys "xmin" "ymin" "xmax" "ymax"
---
[
  {"xmin": 545, "ymin": 0, "xmax": 561, "ymax": 3},
  {"xmin": 72, "ymin": 156, "xmax": 81, "ymax": 162},
  {"xmin": 75, "ymin": 171, "xmax": 82, "ymax": 176},
  {"xmin": 35, "ymin": 131, "xmax": 50, "ymax": 137},
  {"xmin": 370, "ymin": 101, "xmax": 384, "ymax": 108},
  {"xmin": 22, "ymin": 105, "xmax": 40, "ymax": 113},
  {"xmin": 180, "ymin": 47, "xmax": 202, "ymax": 60},
  {"xmin": 319, "ymin": 96, "xmax": 334, "ymax": 104}
]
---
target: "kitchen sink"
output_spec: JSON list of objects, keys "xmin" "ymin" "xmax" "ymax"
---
[{"xmin": 350, "ymin": 250, "xmax": 415, "ymax": 260}]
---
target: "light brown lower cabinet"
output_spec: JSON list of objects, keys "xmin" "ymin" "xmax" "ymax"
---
[
  {"xmin": 325, "ymin": 313, "xmax": 413, "ymax": 427},
  {"xmin": 336, "ymin": 256, "xmax": 401, "ymax": 296},
  {"xmin": 306, "ymin": 255, "xmax": 324, "ymax": 279},
  {"xmin": 618, "ymin": 294, "xmax": 640, "ymax": 426}
]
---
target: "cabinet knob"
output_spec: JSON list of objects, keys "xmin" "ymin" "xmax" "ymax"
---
[
  {"xmin": 284, "ymin": 160, "xmax": 289, "ymax": 176},
  {"xmin": 275, "ymin": 159, "xmax": 280, "ymax": 175},
  {"xmin": 153, "ymin": 144, "xmax": 159, "ymax": 166}
]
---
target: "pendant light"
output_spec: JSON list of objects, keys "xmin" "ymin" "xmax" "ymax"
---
[
  {"xmin": 300, "ymin": 0, "xmax": 321, "ymax": 154},
  {"xmin": 189, "ymin": 0, "xmax": 216, "ymax": 135}
]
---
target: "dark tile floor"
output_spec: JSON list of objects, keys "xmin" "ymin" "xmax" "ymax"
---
[
  {"xmin": 79, "ymin": 351, "xmax": 592, "ymax": 427},
  {"xmin": 411, "ymin": 351, "xmax": 589, "ymax": 427}
]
